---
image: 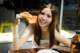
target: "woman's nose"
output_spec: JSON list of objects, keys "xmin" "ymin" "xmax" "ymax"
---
[{"xmin": 42, "ymin": 15, "xmax": 46, "ymax": 19}]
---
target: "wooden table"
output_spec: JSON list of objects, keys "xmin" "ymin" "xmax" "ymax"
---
[{"xmin": 8, "ymin": 48, "xmax": 70, "ymax": 53}]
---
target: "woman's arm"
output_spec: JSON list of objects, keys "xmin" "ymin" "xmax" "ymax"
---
[
  {"xmin": 55, "ymin": 29, "xmax": 71, "ymax": 47},
  {"xmin": 14, "ymin": 25, "xmax": 32, "ymax": 50},
  {"xmin": 13, "ymin": 14, "xmax": 33, "ymax": 50},
  {"xmin": 50, "ymin": 29, "xmax": 71, "ymax": 52}
]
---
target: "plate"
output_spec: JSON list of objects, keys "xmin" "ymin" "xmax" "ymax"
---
[{"xmin": 37, "ymin": 49, "xmax": 59, "ymax": 53}]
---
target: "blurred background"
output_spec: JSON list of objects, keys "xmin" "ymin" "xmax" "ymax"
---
[{"xmin": 0, "ymin": 0, "xmax": 80, "ymax": 53}]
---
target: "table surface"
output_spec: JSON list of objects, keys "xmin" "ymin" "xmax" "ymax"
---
[{"xmin": 8, "ymin": 48, "xmax": 71, "ymax": 53}]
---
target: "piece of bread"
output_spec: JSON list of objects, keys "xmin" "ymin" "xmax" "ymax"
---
[
  {"xmin": 20, "ymin": 11, "xmax": 37, "ymax": 23},
  {"xmin": 20, "ymin": 11, "xmax": 32, "ymax": 18}
]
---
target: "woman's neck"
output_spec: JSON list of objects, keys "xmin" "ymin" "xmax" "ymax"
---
[
  {"xmin": 41, "ymin": 27, "xmax": 48, "ymax": 33},
  {"xmin": 41, "ymin": 27, "xmax": 49, "ymax": 39}
]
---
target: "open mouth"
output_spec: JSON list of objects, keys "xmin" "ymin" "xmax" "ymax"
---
[{"xmin": 40, "ymin": 20, "xmax": 47, "ymax": 24}]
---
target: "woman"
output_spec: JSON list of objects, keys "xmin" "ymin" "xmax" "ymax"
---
[{"xmin": 14, "ymin": 3, "xmax": 71, "ymax": 50}]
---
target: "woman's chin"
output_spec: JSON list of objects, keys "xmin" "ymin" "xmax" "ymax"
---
[{"xmin": 39, "ymin": 23, "xmax": 48, "ymax": 28}]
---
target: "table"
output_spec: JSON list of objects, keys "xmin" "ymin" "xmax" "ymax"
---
[{"xmin": 8, "ymin": 48, "xmax": 70, "ymax": 53}]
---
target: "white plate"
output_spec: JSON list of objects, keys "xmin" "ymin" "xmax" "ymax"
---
[{"xmin": 37, "ymin": 49, "xmax": 59, "ymax": 53}]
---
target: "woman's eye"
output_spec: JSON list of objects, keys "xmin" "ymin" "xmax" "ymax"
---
[
  {"xmin": 40, "ymin": 12, "xmax": 44, "ymax": 15},
  {"xmin": 47, "ymin": 15, "xmax": 51, "ymax": 18}
]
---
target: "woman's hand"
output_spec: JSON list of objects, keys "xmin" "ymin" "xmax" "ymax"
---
[
  {"xmin": 50, "ymin": 45, "xmax": 58, "ymax": 50},
  {"xmin": 15, "ymin": 14, "xmax": 24, "ymax": 25},
  {"xmin": 50, "ymin": 45, "xmax": 70, "ymax": 52},
  {"xmin": 16, "ymin": 14, "xmax": 23, "ymax": 19},
  {"xmin": 14, "ymin": 14, "xmax": 23, "ymax": 36}
]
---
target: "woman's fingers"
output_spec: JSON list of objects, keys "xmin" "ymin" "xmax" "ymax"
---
[
  {"xmin": 16, "ymin": 18, "xmax": 20, "ymax": 25},
  {"xmin": 16, "ymin": 14, "xmax": 23, "ymax": 19},
  {"xmin": 50, "ymin": 45, "xmax": 57, "ymax": 50},
  {"xmin": 15, "ymin": 18, "xmax": 20, "ymax": 26},
  {"xmin": 15, "ymin": 13, "xmax": 26, "ymax": 25}
]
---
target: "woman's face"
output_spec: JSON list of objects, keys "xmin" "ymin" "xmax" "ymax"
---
[{"xmin": 38, "ymin": 8, "xmax": 52, "ymax": 28}]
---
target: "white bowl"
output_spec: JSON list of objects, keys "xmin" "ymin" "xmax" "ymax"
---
[{"xmin": 37, "ymin": 49, "xmax": 59, "ymax": 53}]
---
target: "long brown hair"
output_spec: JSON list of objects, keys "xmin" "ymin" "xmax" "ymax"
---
[{"xmin": 33, "ymin": 3, "xmax": 60, "ymax": 48}]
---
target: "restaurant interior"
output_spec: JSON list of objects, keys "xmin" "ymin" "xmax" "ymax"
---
[{"xmin": 0, "ymin": 0, "xmax": 80, "ymax": 53}]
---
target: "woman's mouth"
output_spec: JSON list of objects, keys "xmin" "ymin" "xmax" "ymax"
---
[{"xmin": 40, "ymin": 20, "xmax": 47, "ymax": 24}]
